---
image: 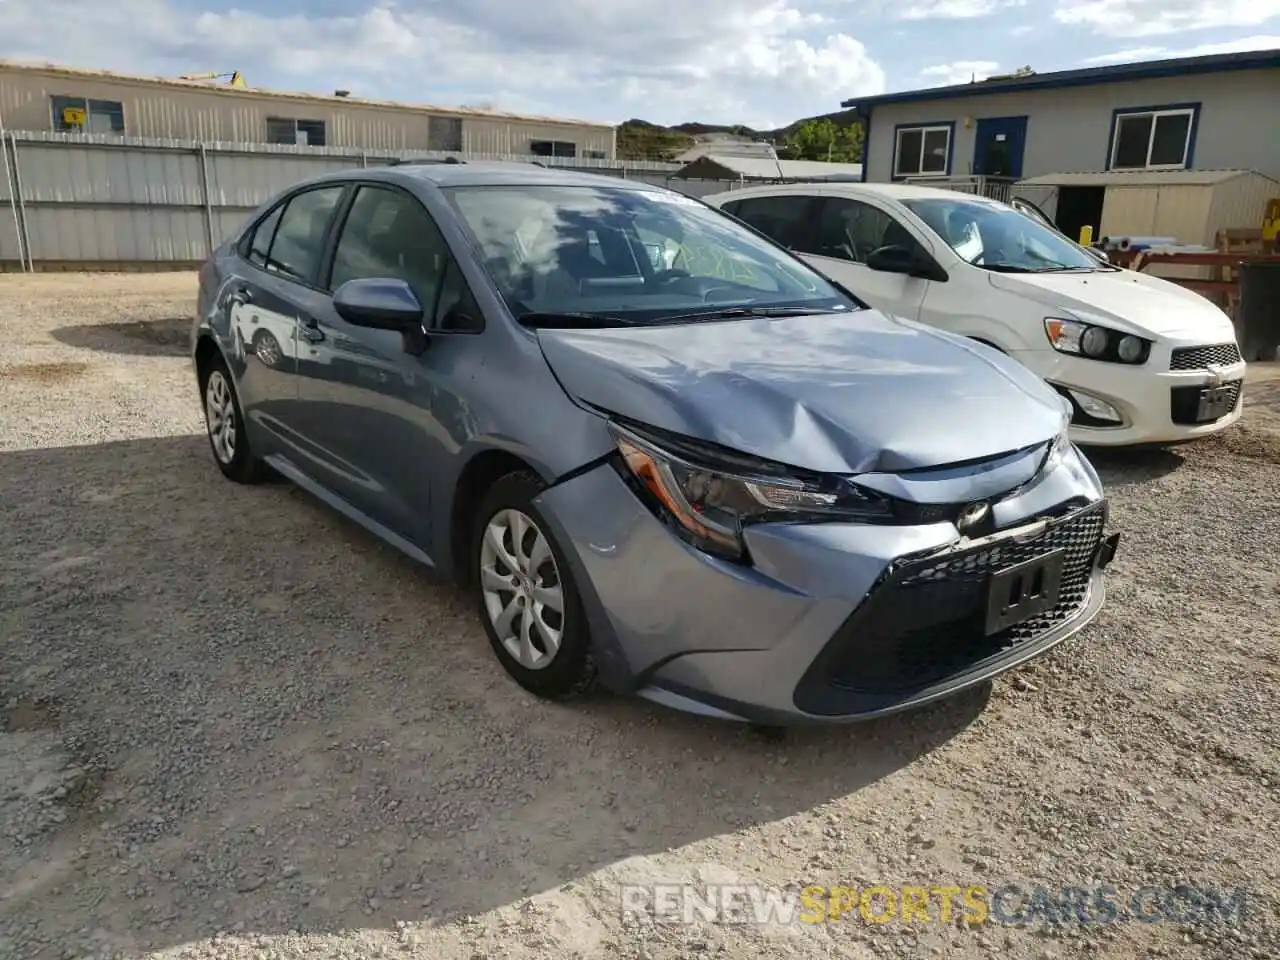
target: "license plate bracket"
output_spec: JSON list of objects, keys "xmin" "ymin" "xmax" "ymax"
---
[
  {"xmin": 1196, "ymin": 385, "xmax": 1236, "ymax": 422},
  {"xmin": 985, "ymin": 549, "xmax": 1066, "ymax": 635}
]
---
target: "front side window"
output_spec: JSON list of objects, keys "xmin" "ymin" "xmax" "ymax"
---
[
  {"xmin": 441, "ymin": 185, "xmax": 859, "ymax": 325},
  {"xmin": 903, "ymin": 197, "xmax": 1106, "ymax": 273},
  {"xmin": 259, "ymin": 186, "xmax": 345, "ymax": 283},
  {"xmin": 810, "ymin": 197, "xmax": 901, "ymax": 264},
  {"xmin": 1110, "ymin": 107, "xmax": 1195, "ymax": 170},
  {"xmin": 329, "ymin": 185, "xmax": 478, "ymax": 328},
  {"xmin": 894, "ymin": 125, "xmax": 951, "ymax": 178}
]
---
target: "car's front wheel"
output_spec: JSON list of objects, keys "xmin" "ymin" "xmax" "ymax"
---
[
  {"xmin": 472, "ymin": 471, "xmax": 596, "ymax": 700},
  {"xmin": 201, "ymin": 353, "xmax": 269, "ymax": 484}
]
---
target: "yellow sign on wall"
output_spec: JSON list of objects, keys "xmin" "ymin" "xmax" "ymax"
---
[{"xmin": 62, "ymin": 106, "xmax": 87, "ymax": 126}]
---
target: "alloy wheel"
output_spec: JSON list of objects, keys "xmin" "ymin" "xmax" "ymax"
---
[
  {"xmin": 205, "ymin": 370, "xmax": 237, "ymax": 465},
  {"xmin": 479, "ymin": 508, "xmax": 565, "ymax": 670}
]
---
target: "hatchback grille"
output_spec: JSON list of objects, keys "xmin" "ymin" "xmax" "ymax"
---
[
  {"xmin": 1169, "ymin": 343, "xmax": 1242, "ymax": 371},
  {"xmin": 824, "ymin": 504, "xmax": 1106, "ymax": 697}
]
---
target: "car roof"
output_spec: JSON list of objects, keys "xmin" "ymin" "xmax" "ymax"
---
[
  {"xmin": 707, "ymin": 181, "xmax": 1000, "ymax": 204},
  {"xmin": 296, "ymin": 161, "xmax": 672, "ymax": 193}
]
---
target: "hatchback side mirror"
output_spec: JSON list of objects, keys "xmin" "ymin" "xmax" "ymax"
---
[
  {"xmin": 333, "ymin": 278, "xmax": 424, "ymax": 330},
  {"xmin": 866, "ymin": 244, "xmax": 923, "ymax": 276}
]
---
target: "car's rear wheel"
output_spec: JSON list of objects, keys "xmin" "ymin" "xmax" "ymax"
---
[
  {"xmin": 472, "ymin": 471, "xmax": 596, "ymax": 700},
  {"xmin": 201, "ymin": 354, "xmax": 269, "ymax": 484}
]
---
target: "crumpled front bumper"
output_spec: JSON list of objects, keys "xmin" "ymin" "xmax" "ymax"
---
[{"xmin": 532, "ymin": 443, "xmax": 1117, "ymax": 725}]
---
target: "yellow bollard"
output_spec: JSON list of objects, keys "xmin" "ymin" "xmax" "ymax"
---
[{"xmin": 1079, "ymin": 224, "xmax": 1094, "ymax": 247}]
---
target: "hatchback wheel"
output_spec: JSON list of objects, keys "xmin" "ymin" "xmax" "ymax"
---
[
  {"xmin": 201, "ymin": 354, "xmax": 269, "ymax": 484},
  {"xmin": 472, "ymin": 471, "xmax": 596, "ymax": 700}
]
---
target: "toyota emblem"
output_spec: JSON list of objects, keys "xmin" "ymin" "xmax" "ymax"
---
[{"xmin": 957, "ymin": 502, "xmax": 991, "ymax": 533}]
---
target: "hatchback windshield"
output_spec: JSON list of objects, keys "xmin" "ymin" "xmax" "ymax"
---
[
  {"xmin": 441, "ymin": 185, "xmax": 858, "ymax": 323},
  {"xmin": 902, "ymin": 197, "xmax": 1106, "ymax": 273}
]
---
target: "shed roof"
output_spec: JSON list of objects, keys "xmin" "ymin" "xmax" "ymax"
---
[
  {"xmin": 841, "ymin": 47, "xmax": 1280, "ymax": 112},
  {"xmin": 0, "ymin": 59, "xmax": 611, "ymax": 129},
  {"xmin": 675, "ymin": 153, "xmax": 863, "ymax": 181},
  {"xmin": 1016, "ymin": 169, "xmax": 1280, "ymax": 187}
]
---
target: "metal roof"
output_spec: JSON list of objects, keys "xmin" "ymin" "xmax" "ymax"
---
[
  {"xmin": 841, "ymin": 48, "xmax": 1280, "ymax": 111},
  {"xmin": 0, "ymin": 59, "xmax": 612, "ymax": 129},
  {"xmin": 675, "ymin": 153, "xmax": 863, "ymax": 181},
  {"xmin": 1016, "ymin": 169, "xmax": 1280, "ymax": 187}
]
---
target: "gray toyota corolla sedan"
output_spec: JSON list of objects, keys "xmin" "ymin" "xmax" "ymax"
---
[{"xmin": 191, "ymin": 160, "xmax": 1121, "ymax": 725}]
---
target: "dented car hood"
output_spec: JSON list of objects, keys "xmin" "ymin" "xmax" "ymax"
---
[{"xmin": 536, "ymin": 309, "xmax": 1067, "ymax": 474}]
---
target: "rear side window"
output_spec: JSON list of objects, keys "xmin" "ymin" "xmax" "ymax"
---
[
  {"xmin": 732, "ymin": 195, "xmax": 815, "ymax": 250},
  {"xmin": 245, "ymin": 206, "xmax": 283, "ymax": 269},
  {"xmin": 261, "ymin": 186, "xmax": 346, "ymax": 284}
]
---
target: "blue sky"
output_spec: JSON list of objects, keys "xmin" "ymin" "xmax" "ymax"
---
[{"xmin": 0, "ymin": 0, "xmax": 1277, "ymax": 128}]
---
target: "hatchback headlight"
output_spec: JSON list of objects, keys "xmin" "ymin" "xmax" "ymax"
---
[
  {"xmin": 609, "ymin": 422, "xmax": 891, "ymax": 561},
  {"xmin": 1044, "ymin": 318, "xmax": 1150, "ymax": 365}
]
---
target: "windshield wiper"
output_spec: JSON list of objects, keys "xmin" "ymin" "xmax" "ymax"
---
[
  {"xmin": 658, "ymin": 305, "xmax": 842, "ymax": 323},
  {"xmin": 516, "ymin": 311, "xmax": 641, "ymax": 329},
  {"xmin": 976, "ymin": 262, "xmax": 1039, "ymax": 273}
]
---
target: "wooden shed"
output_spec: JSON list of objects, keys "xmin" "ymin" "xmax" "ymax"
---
[{"xmin": 1011, "ymin": 168, "xmax": 1280, "ymax": 248}]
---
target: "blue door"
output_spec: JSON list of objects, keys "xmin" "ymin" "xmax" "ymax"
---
[{"xmin": 973, "ymin": 116, "xmax": 1028, "ymax": 179}]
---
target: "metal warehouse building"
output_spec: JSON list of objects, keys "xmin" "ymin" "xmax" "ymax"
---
[{"xmin": 0, "ymin": 61, "xmax": 616, "ymax": 160}]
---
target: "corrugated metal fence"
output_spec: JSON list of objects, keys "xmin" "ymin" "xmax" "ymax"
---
[{"xmin": 0, "ymin": 131, "xmax": 747, "ymax": 271}]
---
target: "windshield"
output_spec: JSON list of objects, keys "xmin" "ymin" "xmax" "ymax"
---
[
  {"xmin": 440, "ymin": 184, "xmax": 859, "ymax": 324},
  {"xmin": 901, "ymin": 197, "xmax": 1104, "ymax": 272}
]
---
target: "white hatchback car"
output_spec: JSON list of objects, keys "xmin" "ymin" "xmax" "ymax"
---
[{"xmin": 703, "ymin": 183, "xmax": 1246, "ymax": 446}]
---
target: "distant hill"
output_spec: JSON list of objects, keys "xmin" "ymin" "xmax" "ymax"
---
[{"xmin": 616, "ymin": 111, "xmax": 863, "ymax": 162}]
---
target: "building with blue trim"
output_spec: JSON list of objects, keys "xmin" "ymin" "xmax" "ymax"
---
[{"xmin": 842, "ymin": 49, "xmax": 1280, "ymax": 189}]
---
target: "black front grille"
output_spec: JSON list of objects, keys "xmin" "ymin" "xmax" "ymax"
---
[
  {"xmin": 822, "ymin": 505, "xmax": 1106, "ymax": 697},
  {"xmin": 1170, "ymin": 379, "xmax": 1243, "ymax": 425},
  {"xmin": 1169, "ymin": 343, "xmax": 1242, "ymax": 371}
]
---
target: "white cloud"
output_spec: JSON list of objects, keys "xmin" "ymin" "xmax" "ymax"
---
[
  {"xmin": 918, "ymin": 60, "xmax": 1001, "ymax": 85},
  {"xmin": 1054, "ymin": 0, "xmax": 1280, "ymax": 38},
  {"xmin": 1082, "ymin": 34, "xmax": 1280, "ymax": 64},
  {"xmin": 898, "ymin": 0, "xmax": 1024, "ymax": 20},
  {"xmin": 0, "ymin": 0, "xmax": 889, "ymax": 128}
]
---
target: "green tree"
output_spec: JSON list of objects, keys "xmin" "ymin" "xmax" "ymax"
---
[{"xmin": 780, "ymin": 119, "xmax": 864, "ymax": 163}]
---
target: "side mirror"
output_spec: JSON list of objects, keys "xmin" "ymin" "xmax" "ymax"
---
[
  {"xmin": 333, "ymin": 278, "xmax": 424, "ymax": 330},
  {"xmin": 865, "ymin": 244, "xmax": 920, "ymax": 275}
]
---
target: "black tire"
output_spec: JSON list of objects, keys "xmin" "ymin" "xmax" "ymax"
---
[
  {"xmin": 470, "ymin": 470, "xmax": 597, "ymax": 701},
  {"xmin": 199, "ymin": 352, "xmax": 270, "ymax": 485}
]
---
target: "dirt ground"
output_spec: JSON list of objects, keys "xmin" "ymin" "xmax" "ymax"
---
[{"xmin": 0, "ymin": 273, "xmax": 1277, "ymax": 960}]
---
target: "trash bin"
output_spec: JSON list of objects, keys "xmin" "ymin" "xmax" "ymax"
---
[{"xmin": 1238, "ymin": 261, "xmax": 1280, "ymax": 362}]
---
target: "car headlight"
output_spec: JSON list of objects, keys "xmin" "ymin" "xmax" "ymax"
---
[
  {"xmin": 1044, "ymin": 318, "xmax": 1150, "ymax": 365},
  {"xmin": 609, "ymin": 422, "xmax": 891, "ymax": 561}
]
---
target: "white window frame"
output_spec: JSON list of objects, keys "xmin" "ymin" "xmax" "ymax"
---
[
  {"xmin": 894, "ymin": 125, "xmax": 951, "ymax": 179},
  {"xmin": 1109, "ymin": 108, "xmax": 1195, "ymax": 171}
]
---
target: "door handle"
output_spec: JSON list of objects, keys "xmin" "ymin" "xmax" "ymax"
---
[{"xmin": 299, "ymin": 318, "xmax": 325, "ymax": 343}]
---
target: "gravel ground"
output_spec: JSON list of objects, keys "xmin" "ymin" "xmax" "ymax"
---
[{"xmin": 0, "ymin": 273, "xmax": 1277, "ymax": 960}]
